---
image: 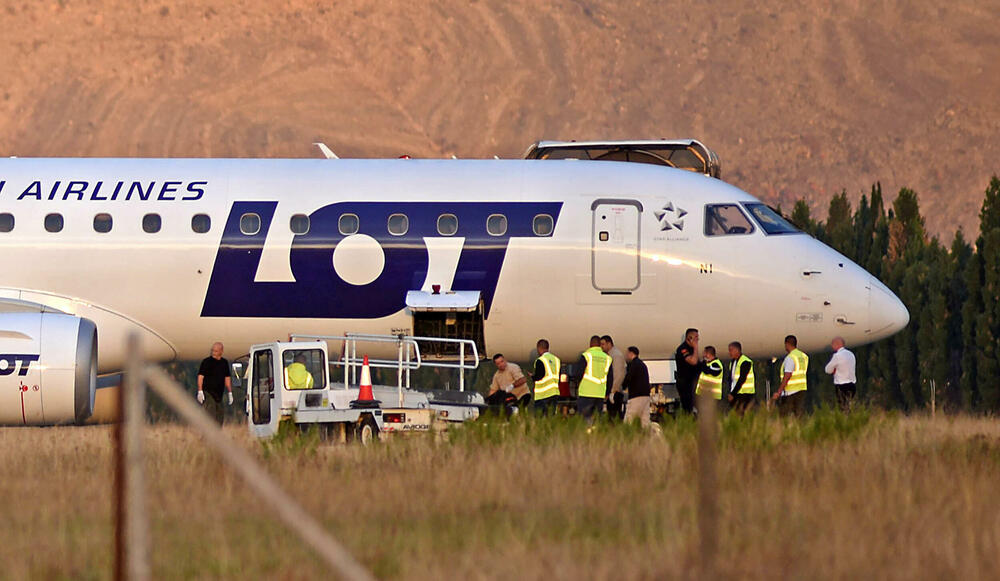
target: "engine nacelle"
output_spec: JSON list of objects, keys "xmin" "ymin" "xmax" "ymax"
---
[{"xmin": 0, "ymin": 312, "xmax": 97, "ymax": 425}]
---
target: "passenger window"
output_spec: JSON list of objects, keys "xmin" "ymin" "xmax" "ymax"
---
[
  {"xmin": 339, "ymin": 213, "xmax": 359, "ymax": 235},
  {"xmin": 142, "ymin": 213, "xmax": 162, "ymax": 234},
  {"xmin": 93, "ymin": 213, "xmax": 113, "ymax": 233},
  {"xmin": 191, "ymin": 214, "xmax": 211, "ymax": 234},
  {"xmin": 532, "ymin": 214, "xmax": 554, "ymax": 236},
  {"xmin": 437, "ymin": 214, "xmax": 458, "ymax": 236},
  {"xmin": 388, "ymin": 213, "xmax": 408, "ymax": 236},
  {"xmin": 45, "ymin": 213, "xmax": 64, "ymax": 233},
  {"xmin": 240, "ymin": 213, "xmax": 261, "ymax": 236},
  {"xmin": 0, "ymin": 213, "xmax": 13, "ymax": 233},
  {"xmin": 282, "ymin": 348, "xmax": 327, "ymax": 390},
  {"xmin": 704, "ymin": 204, "xmax": 755, "ymax": 236},
  {"xmin": 290, "ymin": 214, "xmax": 310, "ymax": 235},
  {"xmin": 487, "ymin": 214, "xmax": 507, "ymax": 236}
]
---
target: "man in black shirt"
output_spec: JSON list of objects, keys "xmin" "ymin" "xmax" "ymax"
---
[
  {"xmin": 622, "ymin": 346, "xmax": 651, "ymax": 428},
  {"xmin": 197, "ymin": 342, "xmax": 232, "ymax": 426},
  {"xmin": 674, "ymin": 328, "xmax": 700, "ymax": 414}
]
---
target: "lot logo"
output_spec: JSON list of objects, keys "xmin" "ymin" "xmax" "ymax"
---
[
  {"xmin": 201, "ymin": 201, "xmax": 562, "ymax": 319},
  {"xmin": 0, "ymin": 354, "xmax": 39, "ymax": 376}
]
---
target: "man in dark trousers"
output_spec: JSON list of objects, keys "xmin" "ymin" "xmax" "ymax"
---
[
  {"xmin": 574, "ymin": 335, "xmax": 612, "ymax": 422},
  {"xmin": 622, "ymin": 346, "xmax": 651, "ymax": 429},
  {"xmin": 674, "ymin": 328, "xmax": 700, "ymax": 414},
  {"xmin": 727, "ymin": 341, "xmax": 756, "ymax": 416},
  {"xmin": 197, "ymin": 342, "xmax": 232, "ymax": 426}
]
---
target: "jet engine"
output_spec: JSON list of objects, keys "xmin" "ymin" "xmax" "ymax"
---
[{"xmin": 0, "ymin": 311, "xmax": 97, "ymax": 425}]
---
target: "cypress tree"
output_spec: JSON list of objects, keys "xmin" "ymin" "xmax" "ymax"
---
[
  {"xmin": 947, "ymin": 230, "xmax": 972, "ymax": 409},
  {"xmin": 975, "ymin": 177, "xmax": 1000, "ymax": 411}
]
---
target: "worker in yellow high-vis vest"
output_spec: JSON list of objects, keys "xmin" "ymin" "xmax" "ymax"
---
[
  {"xmin": 573, "ymin": 335, "xmax": 612, "ymax": 422},
  {"xmin": 727, "ymin": 341, "xmax": 756, "ymax": 416},
  {"xmin": 531, "ymin": 339, "xmax": 561, "ymax": 416},
  {"xmin": 772, "ymin": 334, "xmax": 809, "ymax": 416},
  {"xmin": 694, "ymin": 346, "xmax": 724, "ymax": 414}
]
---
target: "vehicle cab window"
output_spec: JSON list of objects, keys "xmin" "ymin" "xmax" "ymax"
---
[
  {"xmin": 282, "ymin": 348, "xmax": 327, "ymax": 390},
  {"xmin": 742, "ymin": 203, "xmax": 800, "ymax": 235},
  {"xmin": 704, "ymin": 204, "xmax": 755, "ymax": 236}
]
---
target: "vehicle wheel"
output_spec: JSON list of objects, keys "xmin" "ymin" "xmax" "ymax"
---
[{"xmin": 355, "ymin": 415, "xmax": 380, "ymax": 445}]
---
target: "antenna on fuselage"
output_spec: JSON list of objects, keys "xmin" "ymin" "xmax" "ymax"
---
[{"xmin": 312, "ymin": 142, "xmax": 339, "ymax": 159}]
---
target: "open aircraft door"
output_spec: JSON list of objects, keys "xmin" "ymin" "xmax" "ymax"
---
[
  {"xmin": 248, "ymin": 346, "xmax": 280, "ymax": 438},
  {"xmin": 592, "ymin": 199, "xmax": 642, "ymax": 291}
]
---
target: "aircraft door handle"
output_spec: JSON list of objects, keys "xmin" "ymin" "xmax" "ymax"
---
[{"xmin": 835, "ymin": 316, "xmax": 855, "ymax": 325}]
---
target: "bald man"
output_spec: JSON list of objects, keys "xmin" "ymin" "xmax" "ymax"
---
[
  {"xmin": 197, "ymin": 342, "xmax": 233, "ymax": 425},
  {"xmin": 824, "ymin": 336, "xmax": 857, "ymax": 413}
]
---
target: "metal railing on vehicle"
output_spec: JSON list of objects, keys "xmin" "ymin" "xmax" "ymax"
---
[{"xmin": 288, "ymin": 332, "xmax": 480, "ymax": 393}]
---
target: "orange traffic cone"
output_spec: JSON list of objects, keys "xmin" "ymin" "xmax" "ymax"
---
[{"xmin": 351, "ymin": 355, "xmax": 380, "ymax": 409}]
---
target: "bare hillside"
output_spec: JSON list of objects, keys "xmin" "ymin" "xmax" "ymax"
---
[{"xmin": 1, "ymin": 0, "xmax": 998, "ymax": 237}]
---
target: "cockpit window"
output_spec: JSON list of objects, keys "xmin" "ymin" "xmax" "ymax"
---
[
  {"xmin": 704, "ymin": 204, "xmax": 755, "ymax": 236},
  {"xmin": 742, "ymin": 203, "xmax": 800, "ymax": 235}
]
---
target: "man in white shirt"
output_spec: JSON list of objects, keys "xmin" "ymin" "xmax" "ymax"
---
[{"xmin": 824, "ymin": 336, "xmax": 857, "ymax": 413}]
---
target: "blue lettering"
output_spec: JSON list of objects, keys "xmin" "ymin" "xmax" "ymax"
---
[
  {"xmin": 110, "ymin": 181, "xmax": 125, "ymax": 201},
  {"xmin": 0, "ymin": 354, "xmax": 39, "ymax": 376},
  {"xmin": 18, "ymin": 181, "xmax": 41, "ymax": 200},
  {"xmin": 62, "ymin": 181, "xmax": 88, "ymax": 200},
  {"xmin": 90, "ymin": 181, "xmax": 107, "ymax": 201},
  {"xmin": 157, "ymin": 181, "xmax": 181, "ymax": 200},
  {"xmin": 0, "ymin": 180, "xmax": 5, "ymax": 195},
  {"xmin": 202, "ymin": 201, "xmax": 562, "ymax": 319},
  {"xmin": 183, "ymin": 181, "xmax": 207, "ymax": 201},
  {"xmin": 126, "ymin": 181, "xmax": 154, "ymax": 201},
  {"xmin": 47, "ymin": 181, "xmax": 61, "ymax": 201}
]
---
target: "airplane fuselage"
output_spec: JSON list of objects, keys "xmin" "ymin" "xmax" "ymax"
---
[{"xmin": 0, "ymin": 158, "xmax": 908, "ymax": 373}]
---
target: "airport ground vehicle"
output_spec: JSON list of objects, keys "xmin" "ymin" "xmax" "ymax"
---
[{"xmin": 243, "ymin": 334, "xmax": 484, "ymax": 442}]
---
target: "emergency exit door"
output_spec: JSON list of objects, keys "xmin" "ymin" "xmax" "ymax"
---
[{"xmin": 592, "ymin": 199, "xmax": 642, "ymax": 291}]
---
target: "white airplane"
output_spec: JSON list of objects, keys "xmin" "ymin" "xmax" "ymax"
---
[{"xmin": 0, "ymin": 155, "xmax": 908, "ymax": 425}]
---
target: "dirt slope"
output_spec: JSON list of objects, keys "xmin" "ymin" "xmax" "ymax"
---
[{"xmin": 1, "ymin": 0, "xmax": 998, "ymax": 237}]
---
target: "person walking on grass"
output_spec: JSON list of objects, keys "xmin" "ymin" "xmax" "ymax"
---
[
  {"xmin": 772, "ymin": 335, "xmax": 808, "ymax": 416},
  {"xmin": 575, "ymin": 335, "xmax": 611, "ymax": 422},
  {"xmin": 197, "ymin": 342, "xmax": 233, "ymax": 426},
  {"xmin": 727, "ymin": 341, "xmax": 756, "ymax": 416},
  {"xmin": 622, "ymin": 346, "xmax": 651, "ymax": 429},
  {"xmin": 824, "ymin": 336, "xmax": 857, "ymax": 413},
  {"xmin": 601, "ymin": 335, "xmax": 625, "ymax": 421}
]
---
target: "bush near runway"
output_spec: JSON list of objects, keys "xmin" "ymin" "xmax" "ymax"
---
[{"xmin": 1, "ymin": 412, "xmax": 998, "ymax": 580}]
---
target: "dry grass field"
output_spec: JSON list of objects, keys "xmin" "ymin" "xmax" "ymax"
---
[{"xmin": 1, "ymin": 412, "xmax": 998, "ymax": 580}]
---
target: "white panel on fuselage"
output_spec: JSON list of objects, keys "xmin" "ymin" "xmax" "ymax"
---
[{"xmin": 420, "ymin": 237, "xmax": 465, "ymax": 292}]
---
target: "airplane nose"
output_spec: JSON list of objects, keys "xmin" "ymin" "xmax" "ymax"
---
[{"xmin": 868, "ymin": 277, "xmax": 909, "ymax": 339}]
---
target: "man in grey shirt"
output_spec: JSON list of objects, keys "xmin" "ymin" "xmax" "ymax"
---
[
  {"xmin": 824, "ymin": 336, "xmax": 857, "ymax": 413},
  {"xmin": 601, "ymin": 335, "xmax": 626, "ymax": 420}
]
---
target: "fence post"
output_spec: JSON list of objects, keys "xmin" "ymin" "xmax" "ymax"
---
[
  {"xmin": 142, "ymin": 365, "xmax": 375, "ymax": 581},
  {"xmin": 114, "ymin": 333, "xmax": 151, "ymax": 581},
  {"xmin": 696, "ymin": 389, "xmax": 718, "ymax": 577}
]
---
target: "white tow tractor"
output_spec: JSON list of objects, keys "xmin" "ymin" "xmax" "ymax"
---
[{"xmin": 244, "ymin": 334, "xmax": 485, "ymax": 442}]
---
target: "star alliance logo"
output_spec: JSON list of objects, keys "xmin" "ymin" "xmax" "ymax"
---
[{"xmin": 655, "ymin": 202, "xmax": 687, "ymax": 231}]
